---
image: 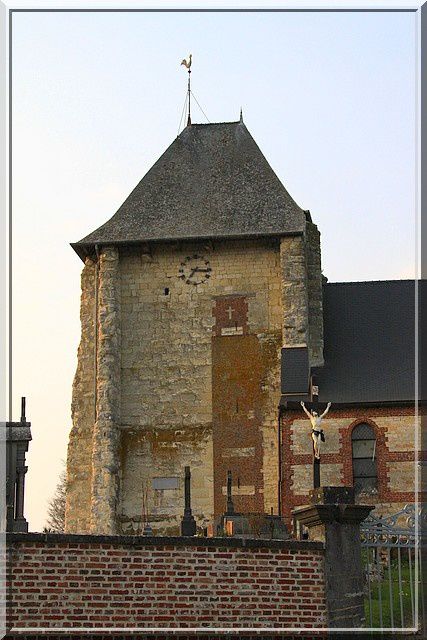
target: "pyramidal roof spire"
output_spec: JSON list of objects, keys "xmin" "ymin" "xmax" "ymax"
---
[{"xmin": 72, "ymin": 121, "xmax": 306, "ymax": 261}]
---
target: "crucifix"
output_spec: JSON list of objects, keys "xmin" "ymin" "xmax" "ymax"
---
[
  {"xmin": 226, "ymin": 306, "xmax": 233, "ymax": 321},
  {"xmin": 300, "ymin": 386, "xmax": 331, "ymax": 489}
]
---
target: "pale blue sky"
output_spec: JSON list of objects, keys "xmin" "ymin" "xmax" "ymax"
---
[{"xmin": 11, "ymin": 9, "xmax": 416, "ymax": 530}]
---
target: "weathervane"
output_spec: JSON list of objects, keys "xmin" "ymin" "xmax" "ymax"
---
[{"xmin": 180, "ymin": 53, "xmax": 192, "ymax": 126}]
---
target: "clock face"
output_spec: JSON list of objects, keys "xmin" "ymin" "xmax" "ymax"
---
[{"xmin": 179, "ymin": 255, "xmax": 212, "ymax": 285}]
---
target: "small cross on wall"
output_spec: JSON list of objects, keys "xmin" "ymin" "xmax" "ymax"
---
[{"xmin": 226, "ymin": 306, "xmax": 233, "ymax": 321}]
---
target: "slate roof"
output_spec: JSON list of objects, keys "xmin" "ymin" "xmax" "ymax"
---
[
  {"xmin": 281, "ymin": 347, "xmax": 310, "ymax": 396},
  {"xmin": 314, "ymin": 280, "xmax": 416, "ymax": 405},
  {"xmin": 72, "ymin": 121, "xmax": 306, "ymax": 260}
]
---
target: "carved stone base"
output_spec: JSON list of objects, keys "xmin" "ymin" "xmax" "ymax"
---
[
  {"xmin": 12, "ymin": 516, "xmax": 29, "ymax": 533},
  {"xmin": 181, "ymin": 514, "xmax": 196, "ymax": 536}
]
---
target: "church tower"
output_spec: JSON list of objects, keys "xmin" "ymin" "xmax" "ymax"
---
[{"xmin": 65, "ymin": 119, "xmax": 324, "ymax": 535}]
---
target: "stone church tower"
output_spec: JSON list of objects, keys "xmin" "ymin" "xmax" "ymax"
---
[{"xmin": 65, "ymin": 118, "xmax": 324, "ymax": 535}]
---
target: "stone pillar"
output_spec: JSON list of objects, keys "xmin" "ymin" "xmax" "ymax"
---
[
  {"xmin": 280, "ymin": 236, "xmax": 308, "ymax": 349},
  {"xmin": 292, "ymin": 486, "xmax": 373, "ymax": 628},
  {"xmin": 66, "ymin": 257, "xmax": 96, "ymax": 533},
  {"xmin": 305, "ymin": 222, "xmax": 324, "ymax": 366},
  {"xmin": 90, "ymin": 246, "xmax": 121, "ymax": 534},
  {"xmin": 5, "ymin": 398, "xmax": 32, "ymax": 533}
]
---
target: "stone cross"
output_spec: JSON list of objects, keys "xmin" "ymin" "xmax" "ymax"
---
[{"xmin": 180, "ymin": 466, "xmax": 196, "ymax": 536}]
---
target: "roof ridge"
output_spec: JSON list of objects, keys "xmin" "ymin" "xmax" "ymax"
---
[
  {"xmin": 184, "ymin": 120, "xmax": 241, "ymax": 127},
  {"xmin": 325, "ymin": 279, "xmax": 416, "ymax": 285}
]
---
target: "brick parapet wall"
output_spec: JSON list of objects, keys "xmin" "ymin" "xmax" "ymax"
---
[
  {"xmin": 5, "ymin": 633, "xmax": 330, "ymax": 639},
  {"xmin": 7, "ymin": 534, "xmax": 327, "ymax": 633}
]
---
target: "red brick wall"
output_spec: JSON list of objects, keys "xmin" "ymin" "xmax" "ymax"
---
[
  {"xmin": 213, "ymin": 295, "xmax": 249, "ymax": 336},
  {"xmin": 211, "ymin": 294, "xmax": 280, "ymax": 517},
  {"xmin": 7, "ymin": 534, "xmax": 326, "ymax": 633}
]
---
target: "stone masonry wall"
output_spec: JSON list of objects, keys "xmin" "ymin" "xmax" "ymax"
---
[
  {"xmin": 279, "ymin": 228, "xmax": 323, "ymax": 368},
  {"xmin": 66, "ymin": 233, "xmax": 322, "ymax": 536},
  {"xmin": 7, "ymin": 534, "xmax": 327, "ymax": 631},
  {"xmin": 65, "ymin": 258, "xmax": 96, "ymax": 533},
  {"xmin": 90, "ymin": 247, "xmax": 121, "ymax": 534},
  {"xmin": 305, "ymin": 222, "xmax": 324, "ymax": 367},
  {"xmin": 280, "ymin": 236, "xmax": 308, "ymax": 350},
  {"xmin": 281, "ymin": 406, "xmax": 424, "ymax": 524},
  {"xmin": 119, "ymin": 239, "xmax": 283, "ymax": 534}
]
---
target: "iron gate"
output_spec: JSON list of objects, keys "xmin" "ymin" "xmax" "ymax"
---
[{"xmin": 360, "ymin": 503, "xmax": 426, "ymax": 631}]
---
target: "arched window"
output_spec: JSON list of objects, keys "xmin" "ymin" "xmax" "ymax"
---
[{"xmin": 351, "ymin": 423, "xmax": 378, "ymax": 494}]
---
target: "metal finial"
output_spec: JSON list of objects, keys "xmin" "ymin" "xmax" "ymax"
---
[
  {"xmin": 239, "ymin": 107, "xmax": 243, "ymax": 123},
  {"xmin": 21, "ymin": 397, "xmax": 26, "ymax": 422},
  {"xmin": 180, "ymin": 54, "xmax": 192, "ymax": 126}
]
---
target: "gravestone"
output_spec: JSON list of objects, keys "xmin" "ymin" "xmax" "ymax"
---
[{"xmin": 180, "ymin": 466, "xmax": 196, "ymax": 536}]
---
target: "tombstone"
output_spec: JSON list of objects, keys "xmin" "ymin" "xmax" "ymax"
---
[
  {"xmin": 220, "ymin": 470, "xmax": 251, "ymax": 537},
  {"xmin": 5, "ymin": 398, "xmax": 32, "ymax": 532},
  {"xmin": 180, "ymin": 466, "xmax": 196, "ymax": 536},
  {"xmin": 259, "ymin": 512, "xmax": 290, "ymax": 540},
  {"xmin": 142, "ymin": 522, "xmax": 153, "ymax": 536}
]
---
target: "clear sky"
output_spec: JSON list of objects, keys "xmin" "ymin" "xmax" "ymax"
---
[{"xmin": 11, "ymin": 9, "xmax": 416, "ymax": 531}]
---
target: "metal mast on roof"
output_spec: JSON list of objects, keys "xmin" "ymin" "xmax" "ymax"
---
[{"xmin": 180, "ymin": 53, "xmax": 192, "ymax": 126}]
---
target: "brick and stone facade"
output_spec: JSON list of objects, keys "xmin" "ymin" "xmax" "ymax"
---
[{"xmin": 281, "ymin": 406, "xmax": 424, "ymax": 525}]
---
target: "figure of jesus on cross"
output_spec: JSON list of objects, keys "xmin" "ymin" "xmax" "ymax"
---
[{"xmin": 300, "ymin": 401, "xmax": 331, "ymax": 460}]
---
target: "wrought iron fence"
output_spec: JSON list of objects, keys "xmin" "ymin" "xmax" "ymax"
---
[{"xmin": 360, "ymin": 503, "xmax": 426, "ymax": 631}]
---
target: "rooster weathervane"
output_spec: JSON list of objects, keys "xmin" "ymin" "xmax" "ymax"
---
[
  {"xmin": 180, "ymin": 53, "xmax": 192, "ymax": 70},
  {"xmin": 180, "ymin": 54, "xmax": 192, "ymax": 126}
]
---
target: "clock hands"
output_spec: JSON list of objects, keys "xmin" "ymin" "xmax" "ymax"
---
[
  {"xmin": 189, "ymin": 267, "xmax": 210, "ymax": 277},
  {"xmin": 180, "ymin": 257, "xmax": 212, "ymax": 284}
]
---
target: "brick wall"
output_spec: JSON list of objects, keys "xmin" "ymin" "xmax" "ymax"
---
[
  {"xmin": 7, "ymin": 534, "xmax": 327, "ymax": 633},
  {"xmin": 281, "ymin": 405, "xmax": 425, "ymax": 524}
]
